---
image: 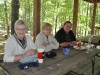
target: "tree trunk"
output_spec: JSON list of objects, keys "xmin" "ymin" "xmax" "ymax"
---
[
  {"xmin": 4, "ymin": 0, "xmax": 9, "ymax": 38},
  {"xmin": 11, "ymin": 0, "xmax": 20, "ymax": 35},
  {"xmin": 33, "ymin": 0, "xmax": 41, "ymax": 41},
  {"xmin": 85, "ymin": 3, "xmax": 89, "ymax": 35},
  {"xmin": 89, "ymin": 4, "xmax": 93, "ymax": 34},
  {"xmin": 55, "ymin": 16, "xmax": 57, "ymax": 34},
  {"xmin": 72, "ymin": 0, "xmax": 78, "ymax": 36},
  {"xmin": 41, "ymin": 0, "xmax": 45, "ymax": 25}
]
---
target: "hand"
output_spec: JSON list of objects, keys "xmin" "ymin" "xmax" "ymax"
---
[
  {"xmin": 33, "ymin": 49, "xmax": 37, "ymax": 54},
  {"xmin": 52, "ymin": 42, "xmax": 55, "ymax": 45},
  {"xmin": 42, "ymin": 42, "xmax": 47, "ymax": 46},
  {"xmin": 70, "ymin": 41, "xmax": 76, "ymax": 46},
  {"xmin": 24, "ymin": 49, "xmax": 37, "ymax": 57},
  {"xmin": 60, "ymin": 42, "xmax": 69, "ymax": 47}
]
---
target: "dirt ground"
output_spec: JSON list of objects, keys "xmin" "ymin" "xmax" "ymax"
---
[
  {"xmin": 0, "ymin": 30, "xmax": 6, "ymax": 54},
  {"xmin": 0, "ymin": 30, "xmax": 6, "ymax": 75}
]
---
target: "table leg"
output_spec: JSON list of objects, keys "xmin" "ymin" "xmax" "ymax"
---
[
  {"xmin": 94, "ymin": 44, "xmax": 97, "ymax": 48},
  {"xmin": 82, "ymin": 42, "xmax": 85, "ymax": 45},
  {"xmin": 91, "ymin": 56, "xmax": 95, "ymax": 75}
]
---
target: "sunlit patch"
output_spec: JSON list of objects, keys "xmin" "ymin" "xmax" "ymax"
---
[{"xmin": 0, "ymin": 67, "xmax": 3, "ymax": 70}]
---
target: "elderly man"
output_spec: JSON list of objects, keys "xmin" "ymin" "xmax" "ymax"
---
[{"xmin": 55, "ymin": 21, "xmax": 76, "ymax": 48}]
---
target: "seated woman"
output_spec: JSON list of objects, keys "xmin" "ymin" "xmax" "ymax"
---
[
  {"xmin": 35, "ymin": 23, "xmax": 59, "ymax": 52},
  {"xmin": 3, "ymin": 19, "xmax": 37, "ymax": 62}
]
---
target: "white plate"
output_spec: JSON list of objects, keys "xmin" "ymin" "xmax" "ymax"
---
[{"xmin": 73, "ymin": 46, "xmax": 85, "ymax": 50}]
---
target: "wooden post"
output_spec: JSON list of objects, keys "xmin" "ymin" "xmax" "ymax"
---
[
  {"xmin": 11, "ymin": 0, "xmax": 20, "ymax": 35},
  {"xmin": 91, "ymin": 0, "xmax": 97, "ymax": 35},
  {"xmin": 33, "ymin": 0, "xmax": 41, "ymax": 41},
  {"xmin": 72, "ymin": 0, "xmax": 78, "ymax": 37}
]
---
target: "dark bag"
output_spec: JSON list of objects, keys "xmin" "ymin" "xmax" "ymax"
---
[{"xmin": 45, "ymin": 52, "xmax": 57, "ymax": 59}]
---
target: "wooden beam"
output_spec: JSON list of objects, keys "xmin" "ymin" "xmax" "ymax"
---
[
  {"xmin": 33, "ymin": 0, "xmax": 41, "ymax": 41},
  {"xmin": 72, "ymin": 0, "xmax": 78, "ymax": 36},
  {"xmin": 91, "ymin": 0, "xmax": 97, "ymax": 35}
]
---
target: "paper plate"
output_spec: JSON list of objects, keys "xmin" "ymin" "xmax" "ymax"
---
[{"xmin": 73, "ymin": 46, "xmax": 85, "ymax": 50}]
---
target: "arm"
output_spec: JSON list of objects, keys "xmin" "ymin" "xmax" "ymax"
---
[
  {"xmin": 59, "ymin": 42, "xmax": 71, "ymax": 47},
  {"xmin": 14, "ymin": 36, "xmax": 37, "ymax": 62},
  {"xmin": 70, "ymin": 41, "xmax": 76, "ymax": 46},
  {"xmin": 55, "ymin": 30, "xmax": 71, "ymax": 47},
  {"xmin": 55, "ymin": 31, "xmax": 63, "ymax": 44},
  {"xmin": 51, "ymin": 35, "xmax": 59, "ymax": 49},
  {"xmin": 35, "ymin": 34, "xmax": 54, "ymax": 52},
  {"xmin": 14, "ymin": 49, "xmax": 37, "ymax": 62},
  {"xmin": 4, "ymin": 39, "xmax": 16, "ymax": 62},
  {"xmin": 4, "ymin": 37, "xmax": 37, "ymax": 62}
]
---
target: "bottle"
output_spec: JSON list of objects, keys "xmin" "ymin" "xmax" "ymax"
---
[
  {"xmin": 88, "ymin": 36, "xmax": 91, "ymax": 44},
  {"xmin": 87, "ymin": 35, "xmax": 92, "ymax": 52}
]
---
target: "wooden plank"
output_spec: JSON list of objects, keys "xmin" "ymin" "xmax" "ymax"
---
[
  {"xmin": 72, "ymin": 59, "xmax": 91, "ymax": 73},
  {"xmin": 71, "ymin": 54, "xmax": 100, "ymax": 75},
  {"xmin": 33, "ymin": 53, "xmax": 87, "ymax": 75},
  {"xmin": 1, "ymin": 48, "xmax": 100, "ymax": 75},
  {"xmin": 80, "ymin": 54, "xmax": 100, "ymax": 75},
  {"xmin": 88, "ymin": 57, "xmax": 100, "ymax": 75},
  {"xmin": 0, "ymin": 48, "xmax": 81, "ymax": 75}
]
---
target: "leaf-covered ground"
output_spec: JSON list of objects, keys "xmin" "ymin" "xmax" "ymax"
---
[
  {"xmin": 0, "ymin": 30, "xmax": 6, "ymax": 75},
  {"xmin": 0, "ymin": 30, "xmax": 6, "ymax": 53}
]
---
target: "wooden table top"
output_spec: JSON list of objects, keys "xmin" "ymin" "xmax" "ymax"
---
[{"xmin": 0, "ymin": 47, "xmax": 100, "ymax": 75}]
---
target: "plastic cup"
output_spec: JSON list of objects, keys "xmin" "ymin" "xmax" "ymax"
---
[
  {"xmin": 37, "ymin": 49, "xmax": 44, "ymax": 63},
  {"xmin": 86, "ymin": 45, "xmax": 91, "ymax": 53},
  {"xmin": 78, "ymin": 42, "xmax": 81, "ymax": 49},
  {"xmin": 63, "ymin": 48, "xmax": 70, "ymax": 55}
]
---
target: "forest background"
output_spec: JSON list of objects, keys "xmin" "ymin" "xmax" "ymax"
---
[{"xmin": 0, "ymin": 0, "xmax": 100, "ymax": 39}]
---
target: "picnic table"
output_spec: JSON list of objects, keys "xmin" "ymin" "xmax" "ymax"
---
[
  {"xmin": 77, "ymin": 35, "xmax": 100, "ymax": 48},
  {"xmin": 0, "ymin": 47, "xmax": 100, "ymax": 75}
]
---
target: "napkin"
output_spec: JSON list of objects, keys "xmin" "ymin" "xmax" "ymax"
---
[{"xmin": 19, "ymin": 54, "xmax": 38, "ymax": 63}]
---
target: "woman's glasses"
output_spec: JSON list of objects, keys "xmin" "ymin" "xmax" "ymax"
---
[
  {"xmin": 16, "ymin": 28, "xmax": 26, "ymax": 31},
  {"xmin": 45, "ymin": 28, "xmax": 52, "ymax": 31}
]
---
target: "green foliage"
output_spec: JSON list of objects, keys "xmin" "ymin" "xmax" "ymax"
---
[{"xmin": 0, "ymin": 0, "xmax": 100, "ymax": 36}]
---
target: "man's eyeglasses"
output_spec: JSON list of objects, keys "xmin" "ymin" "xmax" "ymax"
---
[{"xmin": 66, "ymin": 26, "xmax": 71, "ymax": 29}]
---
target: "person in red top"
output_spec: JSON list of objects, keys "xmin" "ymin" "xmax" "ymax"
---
[{"xmin": 55, "ymin": 21, "xmax": 76, "ymax": 48}]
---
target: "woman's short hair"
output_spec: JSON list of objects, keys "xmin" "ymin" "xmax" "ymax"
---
[
  {"xmin": 42, "ymin": 22, "xmax": 52, "ymax": 30},
  {"xmin": 64, "ymin": 21, "xmax": 72, "ymax": 26},
  {"xmin": 14, "ymin": 19, "xmax": 26, "ymax": 29}
]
